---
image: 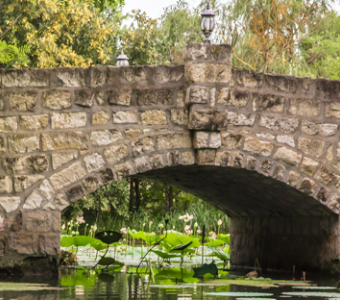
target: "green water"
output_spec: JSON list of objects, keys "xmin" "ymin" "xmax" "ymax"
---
[{"xmin": 0, "ymin": 246, "xmax": 339, "ymax": 300}]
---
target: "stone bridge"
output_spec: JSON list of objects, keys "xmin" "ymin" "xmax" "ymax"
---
[{"xmin": 1, "ymin": 43, "xmax": 340, "ymax": 275}]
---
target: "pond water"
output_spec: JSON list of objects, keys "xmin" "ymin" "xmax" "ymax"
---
[{"xmin": 0, "ymin": 247, "xmax": 339, "ymax": 300}]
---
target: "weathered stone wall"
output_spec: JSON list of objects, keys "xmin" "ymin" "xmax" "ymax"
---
[{"xmin": 1, "ymin": 43, "xmax": 340, "ymax": 273}]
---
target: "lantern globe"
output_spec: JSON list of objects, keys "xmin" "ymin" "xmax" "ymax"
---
[
  {"xmin": 201, "ymin": 2, "xmax": 215, "ymax": 44},
  {"xmin": 116, "ymin": 49, "xmax": 129, "ymax": 66}
]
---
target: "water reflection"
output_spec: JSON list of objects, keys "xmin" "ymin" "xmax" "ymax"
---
[{"xmin": 0, "ymin": 268, "xmax": 339, "ymax": 300}]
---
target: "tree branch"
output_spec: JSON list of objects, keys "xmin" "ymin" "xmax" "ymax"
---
[{"xmin": 0, "ymin": 14, "xmax": 22, "ymax": 39}]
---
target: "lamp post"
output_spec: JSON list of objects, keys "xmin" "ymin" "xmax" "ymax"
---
[
  {"xmin": 201, "ymin": 2, "xmax": 215, "ymax": 44},
  {"xmin": 116, "ymin": 49, "xmax": 129, "ymax": 66}
]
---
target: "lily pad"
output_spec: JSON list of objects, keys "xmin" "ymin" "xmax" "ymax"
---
[
  {"xmin": 95, "ymin": 231, "xmax": 122, "ymax": 244},
  {"xmin": 205, "ymin": 292, "xmax": 273, "ymax": 296},
  {"xmin": 98, "ymin": 257, "xmax": 124, "ymax": 266},
  {"xmin": 283, "ymin": 292, "xmax": 340, "ymax": 297}
]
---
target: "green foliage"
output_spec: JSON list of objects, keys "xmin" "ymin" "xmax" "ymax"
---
[{"xmin": 0, "ymin": 41, "xmax": 30, "ymax": 67}]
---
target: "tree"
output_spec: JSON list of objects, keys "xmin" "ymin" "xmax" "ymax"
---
[{"xmin": 0, "ymin": 0, "xmax": 123, "ymax": 68}]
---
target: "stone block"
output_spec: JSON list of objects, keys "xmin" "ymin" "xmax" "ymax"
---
[
  {"xmin": 8, "ymin": 232, "xmax": 38, "ymax": 254},
  {"xmin": 134, "ymin": 157, "xmax": 151, "ymax": 173},
  {"xmin": 300, "ymin": 157, "xmax": 318, "ymax": 176},
  {"xmin": 182, "ymin": 43, "xmax": 232, "ymax": 63},
  {"xmin": 53, "ymin": 193, "xmax": 69, "ymax": 210},
  {"xmin": 24, "ymin": 211, "xmax": 51, "ymax": 232},
  {"xmin": 150, "ymin": 154, "xmax": 165, "ymax": 169},
  {"xmin": 232, "ymin": 152, "xmax": 245, "ymax": 168},
  {"xmin": 245, "ymin": 156, "xmax": 257, "ymax": 170},
  {"xmin": 115, "ymin": 162, "xmax": 133, "ymax": 179},
  {"xmin": 327, "ymin": 143, "xmax": 334, "ymax": 161},
  {"xmin": 52, "ymin": 68, "xmax": 86, "ymax": 87},
  {"xmin": 125, "ymin": 129, "xmax": 140, "ymax": 138},
  {"xmin": 14, "ymin": 175, "xmax": 45, "ymax": 192},
  {"xmin": 253, "ymin": 94, "xmax": 284, "ymax": 112},
  {"xmin": 167, "ymin": 151, "xmax": 180, "ymax": 166},
  {"xmin": 0, "ymin": 116, "xmax": 17, "ymax": 132},
  {"xmin": 221, "ymin": 90, "xmax": 249, "ymax": 107},
  {"xmin": 188, "ymin": 86, "xmax": 210, "ymax": 104},
  {"xmin": 39, "ymin": 234, "xmax": 60, "ymax": 255},
  {"xmin": 298, "ymin": 178, "xmax": 317, "ymax": 196},
  {"xmin": 84, "ymin": 153, "xmax": 106, "ymax": 172},
  {"xmin": 90, "ymin": 130, "xmax": 122, "ymax": 146},
  {"xmin": 38, "ymin": 180, "xmax": 55, "ymax": 200},
  {"xmin": 157, "ymin": 133, "xmax": 191, "ymax": 150},
  {"xmin": 104, "ymin": 143, "xmax": 129, "ymax": 164},
  {"xmin": 0, "ymin": 197, "xmax": 21, "ymax": 213},
  {"xmin": 155, "ymin": 65, "xmax": 184, "ymax": 83},
  {"xmin": 227, "ymin": 112, "xmax": 255, "ymax": 126},
  {"xmin": 177, "ymin": 89, "xmax": 185, "ymax": 107},
  {"xmin": 276, "ymin": 135, "xmax": 295, "ymax": 147},
  {"xmin": 325, "ymin": 102, "xmax": 340, "ymax": 119},
  {"xmin": 137, "ymin": 88, "xmax": 174, "ymax": 106},
  {"xmin": 92, "ymin": 111, "xmax": 110, "ymax": 125},
  {"xmin": 23, "ymin": 190, "xmax": 44, "ymax": 210},
  {"xmin": 8, "ymin": 134, "xmax": 39, "ymax": 153},
  {"xmin": 50, "ymin": 161, "xmax": 87, "ymax": 190},
  {"xmin": 234, "ymin": 69, "xmax": 263, "ymax": 88},
  {"xmin": 272, "ymin": 164, "xmax": 286, "ymax": 181},
  {"xmin": 66, "ymin": 185, "xmax": 85, "ymax": 202},
  {"xmin": 107, "ymin": 88, "xmax": 131, "ymax": 106},
  {"xmin": 51, "ymin": 112, "xmax": 86, "ymax": 129},
  {"xmin": 193, "ymin": 131, "xmax": 221, "ymax": 149},
  {"xmin": 259, "ymin": 116, "xmax": 298, "ymax": 133},
  {"xmin": 0, "ymin": 176, "xmax": 12, "ymax": 193},
  {"xmin": 289, "ymin": 99, "xmax": 321, "ymax": 116},
  {"xmin": 188, "ymin": 105, "xmax": 228, "ymax": 130},
  {"xmin": 131, "ymin": 137, "xmax": 155, "ymax": 156},
  {"xmin": 197, "ymin": 149, "xmax": 215, "ymax": 165},
  {"xmin": 75, "ymin": 89, "xmax": 93, "ymax": 107},
  {"xmin": 221, "ymin": 131, "xmax": 243, "ymax": 149},
  {"xmin": 42, "ymin": 132, "xmax": 88, "ymax": 151},
  {"xmin": 301, "ymin": 120, "xmax": 338, "ymax": 136},
  {"xmin": 274, "ymin": 147, "xmax": 302, "ymax": 167},
  {"xmin": 259, "ymin": 159, "xmax": 273, "ymax": 176},
  {"xmin": 315, "ymin": 166, "xmax": 340, "ymax": 189},
  {"xmin": 119, "ymin": 67, "xmax": 147, "ymax": 82},
  {"xmin": 52, "ymin": 151, "xmax": 78, "ymax": 169},
  {"xmin": 99, "ymin": 168, "xmax": 115, "ymax": 184},
  {"xmin": 141, "ymin": 110, "xmax": 167, "ymax": 125},
  {"xmin": 2, "ymin": 69, "xmax": 49, "ymax": 87},
  {"xmin": 42, "ymin": 90, "xmax": 71, "ymax": 110},
  {"xmin": 215, "ymin": 151, "xmax": 231, "ymax": 166},
  {"xmin": 243, "ymin": 137, "xmax": 274, "ymax": 156},
  {"xmin": 3, "ymin": 155, "xmax": 49, "ymax": 174},
  {"xmin": 287, "ymin": 171, "xmax": 300, "ymax": 187},
  {"xmin": 83, "ymin": 176, "xmax": 102, "ymax": 193},
  {"xmin": 0, "ymin": 136, "xmax": 6, "ymax": 154},
  {"xmin": 8, "ymin": 92, "xmax": 37, "ymax": 111},
  {"xmin": 298, "ymin": 137, "xmax": 324, "ymax": 158},
  {"xmin": 316, "ymin": 187, "xmax": 331, "ymax": 202},
  {"xmin": 185, "ymin": 62, "xmax": 231, "ymax": 83},
  {"xmin": 19, "ymin": 115, "xmax": 48, "ymax": 130},
  {"xmin": 328, "ymin": 194, "xmax": 340, "ymax": 213},
  {"xmin": 113, "ymin": 111, "xmax": 139, "ymax": 124},
  {"xmin": 181, "ymin": 152, "xmax": 195, "ymax": 165},
  {"xmin": 171, "ymin": 109, "xmax": 188, "ymax": 125}
]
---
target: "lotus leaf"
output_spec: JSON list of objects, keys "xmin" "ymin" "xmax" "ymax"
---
[
  {"xmin": 91, "ymin": 239, "xmax": 108, "ymax": 251},
  {"xmin": 204, "ymin": 239, "xmax": 224, "ymax": 247},
  {"xmin": 98, "ymin": 257, "xmax": 124, "ymax": 266},
  {"xmin": 171, "ymin": 241, "xmax": 193, "ymax": 251},
  {"xmin": 95, "ymin": 231, "xmax": 122, "ymax": 244},
  {"xmin": 292, "ymin": 286, "xmax": 336, "ymax": 290},
  {"xmin": 217, "ymin": 234, "xmax": 230, "ymax": 245},
  {"xmin": 151, "ymin": 250, "xmax": 181, "ymax": 259},
  {"xmin": 74, "ymin": 236, "xmax": 95, "ymax": 247},
  {"xmin": 208, "ymin": 247, "xmax": 230, "ymax": 261},
  {"xmin": 205, "ymin": 292, "xmax": 274, "ymax": 296},
  {"xmin": 193, "ymin": 263, "xmax": 218, "ymax": 277},
  {"xmin": 60, "ymin": 236, "xmax": 75, "ymax": 247},
  {"xmin": 283, "ymin": 292, "xmax": 340, "ymax": 297}
]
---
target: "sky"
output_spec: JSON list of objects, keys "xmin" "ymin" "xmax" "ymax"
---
[{"xmin": 122, "ymin": 0, "xmax": 340, "ymax": 19}]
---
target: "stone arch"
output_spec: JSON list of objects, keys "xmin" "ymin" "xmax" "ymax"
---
[{"xmin": 2, "ymin": 42, "xmax": 340, "ymax": 274}]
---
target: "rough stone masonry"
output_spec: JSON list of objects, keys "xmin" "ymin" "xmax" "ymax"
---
[{"xmin": 1, "ymin": 43, "xmax": 340, "ymax": 274}]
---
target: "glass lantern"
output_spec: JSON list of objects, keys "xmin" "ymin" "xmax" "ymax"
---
[
  {"xmin": 201, "ymin": 2, "xmax": 215, "ymax": 44},
  {"xmin": 116, "ymin": 49, "xmax": 129, "ymax": 66}
]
